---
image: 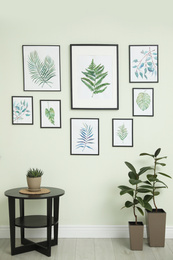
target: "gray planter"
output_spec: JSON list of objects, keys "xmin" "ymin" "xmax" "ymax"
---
[
  {"xmin": 145, "ymin": 209, "xmax": 166, "ymax": 247},
  {"xmin": 129, "ymin": 221, "xmax": 144, "ymax": 250}
]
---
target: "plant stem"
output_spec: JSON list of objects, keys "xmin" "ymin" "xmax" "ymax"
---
[
  {"xmin": 134, "ymin": 184, "xmax": 138, "ymax": 225},
  {"xmin": 153, "ymin": 157, "xmax": 158, "ymax": 212},
  {"xmin": 133, "ymin": 205, "xmax": 137, "ymax": 225}
]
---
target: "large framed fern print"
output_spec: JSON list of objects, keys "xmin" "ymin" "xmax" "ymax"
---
[
  {"xmin": 112, "ymin": 119, "xmax": 133, "ymax": 147},
  {"xmin": 23, "ymin": 45, "xmax": 61, "ymax": 91},
  {"xmin": 70, "ymin": 44, "xmax": 119, "ymax": 109},
  {"xmin": 70, "ymin": 118, "xmax": 99, "ymax": 155},
  {"xmin": 12, "ymin": 96, "xmax": 33, "ymax": 125},
  {"xmin": 129, "ymin": 45, "xmax": 158, "ymax": 83},
  {"xmin": 40, "ymin": 100, "xmax": 61, "ymax": 128},
  {"xmin": 133, "ymin": 88, "xmax": 154, "ymax": 116}
]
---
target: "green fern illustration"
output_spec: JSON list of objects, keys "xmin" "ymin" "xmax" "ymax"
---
[
  {"xmin": 76, "ymin": 123, "xmax": 94, "ymax": 151},
  {"xmin": 81, "ymin": 59, "xmax": 110, "ymax": 97},
  {"xmin": 117, "ymin": 124, "xmax": 128, "ymax": 142},
  {"xmin": 45, "ymin": 107, "xmax": 55, "ymax": 125},
  {"xmin": 136, "ymin": 92, "xmax": 151, "ymax": 111},
  {"xmin": 28, "ymin": 51, "xmax": 56, "ymax": 88}
]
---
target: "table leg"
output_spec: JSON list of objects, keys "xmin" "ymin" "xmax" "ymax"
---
[
  {"xmin": 53, "ymin": 197, "xmax": 59, "ymax": 245},
  {"xmin": 47, "ymin": 197, "xmax": 52, "ymax": 256},
  {"xmin": 8, "ymin": 197, "xmax": 15, "ymax": 255},
  {"xmin": 19, "ymin": 199, "xmax": 25, "ymax": 244}
]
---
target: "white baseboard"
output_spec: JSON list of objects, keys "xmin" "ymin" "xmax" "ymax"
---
[{"xmin": 1, "ymin": 225, "xmax": 173, "ymax": 239}]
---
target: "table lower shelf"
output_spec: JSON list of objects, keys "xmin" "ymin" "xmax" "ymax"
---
[{"xmin": 15, "ymin": 215, "xmax": 58, "ymax": 228}]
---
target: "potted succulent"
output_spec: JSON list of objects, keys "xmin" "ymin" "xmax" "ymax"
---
[
  {"xmin": 118, "ymin": 161, "xmax": 152, "ymax": 250},
  {"xmin": 26, "ymin": 168, "xmax": 44, "ymax": 191},
  {"xmin": 139, "ymin": 148, "xmax": 171, "ymax": 247}
]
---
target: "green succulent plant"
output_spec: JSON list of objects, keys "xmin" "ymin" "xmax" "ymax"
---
[{"xmin": 26, "ymin": 168, "xmax": 44, "ymax": 178}]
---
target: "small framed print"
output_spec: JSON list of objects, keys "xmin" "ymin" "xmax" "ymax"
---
[
  {"xmin": 40, "ymin": 100, "xmax": 61, "ymax": 128},
  {"xmin": 12, "ymin": 96, "xmax": 33, "ymax": 125},
  {"xmin": 70, "ymin": 44, "xmax": 119, "ymax": 109},
  {"xmin": 129, "ymin": 45, "xmax": 158, "ymax": 83},
  {"xmin": 133, "ymin": 88, "xmax": 154, "ymax": 117},
  {"xmin": 23, "ymin": 45, "xmax": 61, "ymax": 91},
  {"xmin": 70, "ymin": 118, "xmax": 99, "ymax": 155},
  {"xmin": 112, "ymin": 119, "xmax": 133, "ymax": 147}
]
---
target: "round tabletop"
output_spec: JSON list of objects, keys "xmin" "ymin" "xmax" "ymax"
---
[{"xmin": 4, "ymin": 187, "xmax": 65, "ymax": 199}]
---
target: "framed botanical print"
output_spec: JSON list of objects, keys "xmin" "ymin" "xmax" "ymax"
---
[
  {"xmin": 129, "ymin": 45, "xmax": 158, "ymax": 83},
  {"xmin": 70, "ymin": 44, "xmax": 119, "ymax": 109},
  {"xmin": 70, "ymin": 118, "xmax": 99, "ymax": 155},
  {"xmin": 23, "ymin": 45, "xmax": 61, "ymax": 91},
  {"xmin": 133, "ymin": 88, "xmax": 154, "ymax": 116},
  {"xmin": 40, "ymin": 100, "xmax": 61, "ymax": 128},
  {"xmin": 112, "ymin": 119, "xmax": 133, "ymax": 147},
  {"xmin": 12, "ymin": 96, "xmax": 33, "ymax": 125}
]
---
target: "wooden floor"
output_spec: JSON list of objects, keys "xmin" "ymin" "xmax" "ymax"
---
[{"xmin": 1, "ymin": 238, "xmax": 173, "ymax": 260}]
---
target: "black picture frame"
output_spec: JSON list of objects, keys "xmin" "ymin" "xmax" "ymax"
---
[
  {"xmin": 112, "ymin": 119, "xmax": 133, "ymax": 147},
  {"xmin": 132, "ymin": 88, "xmax": 154, "ymax": 117},
  {"xmin": 23, "ymin": 45, "xmax": 61, "ymax": 91},
  {"xmin": 70, "ymin": 44, "xmax": 119, "ymax": 109},
  {"xmin": 129, "ymin": 45, "xmax": 158, "ymax": 83},
  {"xmin": 40, "ymin": 100, "xmax": 61, "ymax": 128},
  {"xmin": 12, "ymin": 96, "xmax": 33, "ymax": 125},
  {"xmin": 70, "ymin": 118, "xmax": 99, "ymax": 155}
]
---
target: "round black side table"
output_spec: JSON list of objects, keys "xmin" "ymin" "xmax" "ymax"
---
[{"xmin": 5, "ymin": 187, "xmax": 65, "ymax": 257}]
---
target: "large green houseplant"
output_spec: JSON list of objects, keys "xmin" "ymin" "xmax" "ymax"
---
[
  {"xmin": 26, "ymin": 168, "xmax": 44, "ymax": 191},
  {"xmin": 118, "ymin": 161, "xmax": 152, "ymax": 250},
  {"xmin": 139, "ymin": 148, "xmax": 171, "ymax": 247}
]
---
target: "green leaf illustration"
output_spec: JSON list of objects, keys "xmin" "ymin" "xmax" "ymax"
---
[
  {"xmin": 132, "ymin": 47, "xmax": 157, "ymax": 80},
  {"xmin": 136, "ymin": 92, "xmax": 151, "ymax": 111},
  {"xmin": 28, "ymin": 51, "xmax": 56, "ymax": 88},
  {"xmin": 117, "ymin": 124, "xmax": 128, "ymax": 141},
  {"xmin": 45, "ymin": 107, "xmax": 55, "ymax": 125},
  {"xmin": 13, "ymin": 100, "xmax": 30, "ymax": 122},
  {"xmin": 76, "ymin": 123, "xmax": 94, "ymax": 151},
  {"xmin": 81, "ymin": 59, "xmax": 110, "ymax": 97}
]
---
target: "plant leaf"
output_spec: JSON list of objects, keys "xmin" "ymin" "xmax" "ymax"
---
[
  {"xmin": 117, "ymin": 124, "xmax": 128, "ymax": 141},
  {"xmin": 157, "ymin": 172, "xmax": 172, "ymax": 178},
  {"xmin": 28, "ymin": 51, "xmax": 56, "ymax": 88},
  {"xmin": 125, "ymin": 162, "xmax": 136, "ymax": 174},
  {"xmin": 140, "ymin": 152, "xmax": 154, "ymax": 157},
  {"xmin": 45, "ymin": 107, "xmax": 55, "ymax": 125},
  {"xmin": 138, "ymin": 166, "xmax": 153, "ymax": 175},
  {"xmin": 76, "ymin": 123, "xmax": 94, "ymax": 151},
  {"xmin": 136, "ymin": 206, "xmax": 144, "ymax": 216},
  {"xmin": 144, "ymin": 195, "xmax": 153, "ymax": 202},
  {"xmin": 136, "ymin": 92, "xmax": 151, "ymax": 111},
  {"xmin": 81, "ymin": 59, "xmax": 109, "ymax": 97},
  {"xmin": 154, "ymin": 148, "xmax": 161, "ymax": 157},
  {"xmin": 125, "ymin": 201, "xmax": 133, "ymax": 208},
  {"xmin": 129, "ymin": 179, "xmax": 142, "ymax": 185}
]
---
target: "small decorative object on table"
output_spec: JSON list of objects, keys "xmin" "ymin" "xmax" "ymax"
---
[{"xmin": 26, "ymin": 168, "xmax": 44, "ymax": 191}]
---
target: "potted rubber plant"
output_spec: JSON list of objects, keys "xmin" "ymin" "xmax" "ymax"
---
[
  {"xmin": 118, "ymin": 161, "xmax": 152, "ymax": 250},
  {"xmin": 139, "ymin": 148, "xmax": 171, "ymax": 247},
  {"xmin": 26, "ymin": 168, "xmax": 44, "ymax": 191}
]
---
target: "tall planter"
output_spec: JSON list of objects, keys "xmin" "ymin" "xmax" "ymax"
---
[
  {"xmin": 146, "ymin": 209, "xmax": 166, "ymax": 247},
  {"xmin": 129, "ymin": 221, "xmax": 144, "ymax": 250}
]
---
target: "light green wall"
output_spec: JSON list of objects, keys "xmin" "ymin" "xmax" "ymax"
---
[{"xmin": 1, "ymin": 0, "xmax": 173, "ymax": 226}]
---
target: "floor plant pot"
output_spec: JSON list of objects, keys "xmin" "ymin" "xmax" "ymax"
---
[
  {"xmin": 129, "ymin": 221, "xmax": 144, "ymax": 250},
  {"xmin": 145, "ymin": 209, "xmax": 166, "ymax": 247},
  {"xmin": 27, "ymin": 177, "xmax": 41, "ymax": 191}
]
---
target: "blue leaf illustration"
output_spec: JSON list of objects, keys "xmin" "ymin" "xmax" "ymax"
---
[{"xmin": 76, "ymin": 123, "xmax": 94, "ymax": 151}]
